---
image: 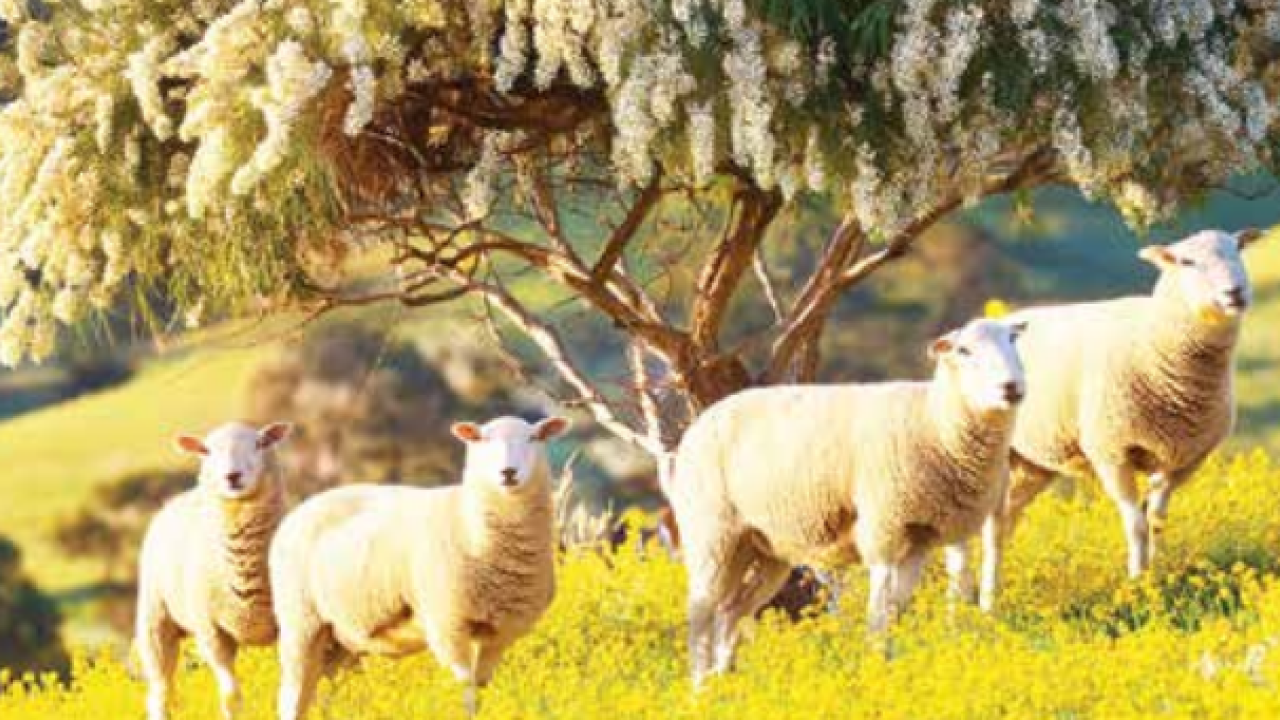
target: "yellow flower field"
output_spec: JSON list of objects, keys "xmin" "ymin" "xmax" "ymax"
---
[{"xmin": 4, "ymin": 453, "xmax": 1280, "ymax": 719}]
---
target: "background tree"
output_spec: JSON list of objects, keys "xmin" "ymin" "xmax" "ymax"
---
[
  {"xmin": 244, "ymin": 321, "xmax": 509, "ymax": 493},
  {"xmin": 51, "ymin": 468, "xmax": 188, "ymax": 585},
  {"xmin": 0, "ymin": 1, "xmax": 1276, "ymax": 465},
  {"xmin": 0, "ymin": 534, "xmax": 69, "ymax": 676}
]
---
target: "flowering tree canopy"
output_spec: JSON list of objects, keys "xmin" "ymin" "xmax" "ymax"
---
[{"xmin": 0, "ymin": 0, "xmax": 1277, "ymax": 450}]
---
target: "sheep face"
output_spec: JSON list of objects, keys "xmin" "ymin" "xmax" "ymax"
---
[
  {"xmin": 929, "ymin": 319, "xmax": 1027, "ymax": 413},
  {"xmin": 452, "ymin": 416, "xmax": 571, "ymax": 492},
  {"xmin": 1140, "ymin": 229, "xmax": 1259, "ymax": 320},
  {"xmin": 176, "ymin": 422, "xmax": 292, "ymax": 500}
]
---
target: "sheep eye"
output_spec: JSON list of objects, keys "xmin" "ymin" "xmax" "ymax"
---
[
  {"xmin": 1177, "ymin": 257, "xmax": 1196, "ymax": 267},
  {"xmin": 957, "ymin": 346, "xmax": 972, "ymax": 357}
]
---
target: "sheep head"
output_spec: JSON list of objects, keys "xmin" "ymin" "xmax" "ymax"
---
[
  {"xmin": 1139, "ymin": 229, "xmax": 1259, "ymax": 323},
  {"xmin": 452, "ymin": 416, "xmax": 571, "ymax": 493},
  {"xmin": 929, "ymin": 318, "xmax": 1027, "ymax": 415},
  {"xmin": 176, "ymin": 422, "xmax": 292, "ymax": 501}
]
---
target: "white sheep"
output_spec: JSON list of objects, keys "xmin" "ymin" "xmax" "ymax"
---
[
  {"xmin": 134, "ymin": 421, "xmax": 293, "ymax": 720},
  {"xmin": 978, "ymin": 228, "xmax": 1265, "ymax": 609},
  {"xmin": 269, "ymin": 415, "xmax": 570, "ymax": 720},
  {"xmin": 666, "ymin": 318, "xmax": 1027, "ymax": 685}
]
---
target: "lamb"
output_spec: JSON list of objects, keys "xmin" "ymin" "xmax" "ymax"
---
[
  {"xmin": 270, "ymin": 415, "xmax": 571, "ymax": 720},
  {"xmin": 977, "ymin": 228, "xmax": 1265, "ymax": 610},
  {"xmin": 666, "ymin": 317, "xmax": 1027, "ymax": 685},
  {"xmin": 134, "ymin": 421, "xmax": 293, "ymax": 720}
]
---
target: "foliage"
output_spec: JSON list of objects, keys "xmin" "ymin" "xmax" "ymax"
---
[
  {"xmin": 0, "ymin": 0, "xmax": 1275, "ymax": 399},
  {"xmin": 5, "ymin": 452, "xmax": 1280, "ymax": 717},
  {"xmin": 0, "ymin": 534, "xmax": 68, "ymax": 677}
]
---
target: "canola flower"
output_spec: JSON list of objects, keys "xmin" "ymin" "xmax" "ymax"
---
[{"xmin": 3, "ymin": 452, "xmax": 1280, "ymax": 718}]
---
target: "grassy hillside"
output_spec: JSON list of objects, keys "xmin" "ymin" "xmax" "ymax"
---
[
  {"xmin": 0, "ymin": 342, "xmax": 266, "ymax": 596},
  {"xmin": 4, "ymin": 454, "xmax": 1280, "ymax": 718}
]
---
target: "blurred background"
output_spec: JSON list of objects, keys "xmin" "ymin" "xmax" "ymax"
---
[{"xmin": 0, "ymin": 186, "xmax": 1277, "ymax": 674}]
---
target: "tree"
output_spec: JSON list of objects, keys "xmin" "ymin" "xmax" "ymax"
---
[
  {"xmin": 0, "ymin": 534, "xmax": 69, "ymax": 676},
  {"xmin": 0, "ymin": 1, "xmax": 1275, "ymax": 464}
]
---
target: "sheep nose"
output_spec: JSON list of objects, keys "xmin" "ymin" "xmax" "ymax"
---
[
  {"xmin": 1002, "ymin": 382, "xmax": 1024, "ymax": 404},
  {"xmin": 1223, "ymin": 287, "xmax": 1247, "ymax": 308},
  {"xmin": 226, "ymin": 471, "xmax": 244, "ymax": 489},
  {"xmin": 500, "ymin": 468, "xmax": 518, "ymax": 486}
]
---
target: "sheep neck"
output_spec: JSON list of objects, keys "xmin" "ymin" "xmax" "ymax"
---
[
  {"xmin": 1148, "ymin": 281, "xmax": 1242, "ymax": 366},
  {"xmin": 460, "ymin": 475, "xmax": 555, "ymax": 558},
  {"xmin": 1129, "ymin": 285, "xmax": 1240, "ymax": 443},
  {"xmin": 213, "ymin": 473, "xmax": 284, "ymax": 613},
  {"xmin": 926, "ymin": 371, "xmax": 1013, "ymax": 488}
]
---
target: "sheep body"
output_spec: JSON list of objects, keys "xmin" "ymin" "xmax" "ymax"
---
[
  {"xmin": 668, "ymin": 319, "xmax": 1025, "ymax": 683},
  {"xmin": 271, "ymin": 416, "xmax": 568, "ymax": 720},
  {"xmin": 135, "ymin": 422, "xmax": 291, "ymax": 720},
  {"xmin": 674, "ymin": 383, "xmax": 1007, "ymax": 565}
]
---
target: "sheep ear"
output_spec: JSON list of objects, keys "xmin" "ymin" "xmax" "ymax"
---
[
  {"xmin": 175, "ymin": 435, "xmax": 209, "ymax": 456},
  {"xmin": 532, "ymin": 416, "xmax": 572, "ymax": 442},
  {"xmin": 1138, "ymin": 246, "xmax": 1176, "ymax": 268},
  {"xmin": 927, "ymin": 333, "xmax": 956, "ymax": 361},
  {"xmin": 1235, "ymin": 228, "xmax": 1264, "ymax": 251},
  {"xmin": 451, "ymin": 422, "xmax": 483, "ymax": 443},
  {"xmin": 257, "ymin": 422, "xmax": 292, "ymax": 450}
]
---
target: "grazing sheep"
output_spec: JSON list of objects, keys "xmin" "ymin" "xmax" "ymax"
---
[
  {"xmin": 979, "ymin": 229, "xmax": 1265, "ymax": 609},
  {"xmin": 270, "ymin": 415, "xmax": 570, "ymax": 720},
  {"xmin": 667, "ymin": 318, "xmax": 1027, "ymax": 685},
  {"xmin": 135, "ymin": 421, "xmax": 293, "ymax": 720}
]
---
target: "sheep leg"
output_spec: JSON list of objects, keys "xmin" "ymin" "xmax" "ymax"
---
[
  {"xmin": 1144, "ymin": 462, "xmax": 1201, "ymax": 564},
  {"xmin": 1004, "ymin": 454, "xmax": 1058, "ymax": 529},
  {"xmin": 195, "ymin": 629, "xmax": 240, "ymax": 720},
  {"xmin": 712, "ymin": 556, "xmax": 791, "ymax": 674},
  {"xmin": 981, "ymin": 456, "xmax": 1058, "ymax": 612},
  {"xmin": 978, "ymin": 511, "xmax": 1006, "ymax": 614},
  {"xmin": 684, "ymin": 532, "xmax": 753, "ymax": 687},
  {"xmin": 277, "ymin": 623, "xmax": 330, "ymax": 720},
  {"xmin": 1096, "ymin": 462, "xmax": 1149, "ymax": 578},
  {"xmin": 944, "ymin": 542, "xmax": 976, "ymax": 605},
  {"xmin": 890, "ymin": 552, "xmax": 927, "ymax": 614},
  {"xmin": 866, "ymin": 563, "xmax": 895, "ymax": 636},
  {"xmin": 137, "ymin": 610, "xmax": 181, "ymax": 720}
]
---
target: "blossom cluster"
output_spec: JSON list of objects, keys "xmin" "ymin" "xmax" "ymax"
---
[{"xmin": 0, "ymin": 0, "xmax": 1276, "ymax": 365}]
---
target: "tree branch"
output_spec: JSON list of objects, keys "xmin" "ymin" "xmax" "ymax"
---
[
  {"xmin": 443, "ymin": 267, "xmax": 658, "ymax": 453},
  {"xmin": 591, "ymin": 172, "xmax": 663, "ymax": 283},
  {"xmin": 763, "ymin": 146, "xmax": 1059, "ymax": 383},
  {"xmin": 689, "ymin": 183, "xmax": 782, "ymax": 353}
]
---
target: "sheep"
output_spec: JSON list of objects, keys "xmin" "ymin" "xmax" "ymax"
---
[
  {"xmin": 270, "ymin": 415, "xmax": 571, "ymax": 720},
  {"xmin": 976, "ymin": 228, "xmax": 1266, "ymax": 610},
  {"xmin": 666, "ymin": 317, "xmax": 1028, "ymax": 685},
  {"xmin": 134, "ymin": 421, "xmax": 293, "ymax": 720}
]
